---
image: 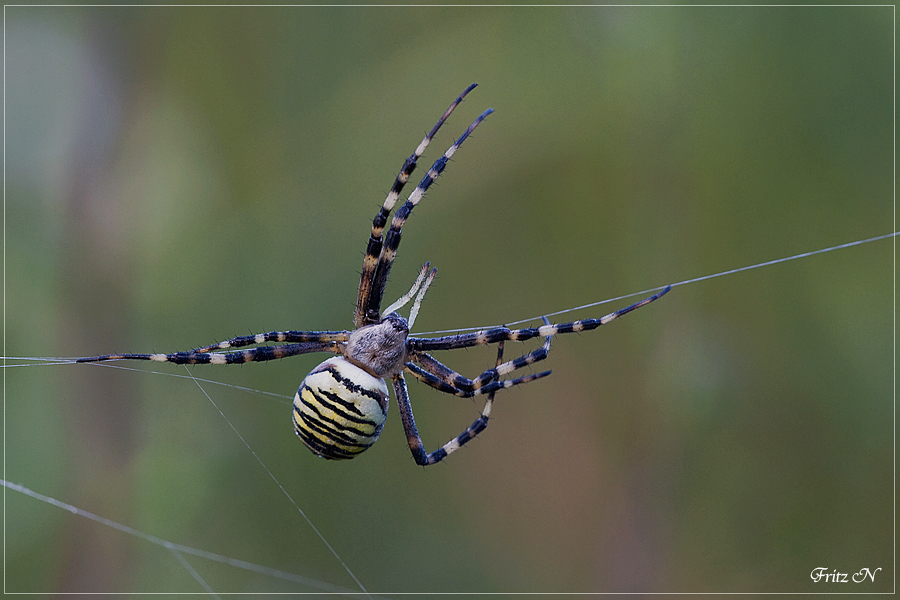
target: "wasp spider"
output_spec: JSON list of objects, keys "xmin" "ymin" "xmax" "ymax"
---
[{"xmin": 76, "ymin": 84, "xmax": 671, "ymax": 466}]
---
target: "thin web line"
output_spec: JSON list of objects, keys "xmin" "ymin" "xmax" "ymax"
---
[
  {"xmin": 0, "ymin": 359, "xmax": 293, "ymax": 404},
  {"xmin": 181, "ymin": 366, "xmax": 372, "ymax": 599},
  {"xmin": 414, "ymin": 231, "xmax": 899, "ymax": 336},
  {"xmin": 168, "ymin": 548, "xmax": 220, "ymax": 599},
  {"xmin": 1, "ymin": 479, "xmax": 365, "ymax": 596}
]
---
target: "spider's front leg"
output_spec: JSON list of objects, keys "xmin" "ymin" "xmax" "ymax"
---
[
  {"xmin": 365, "ymin": 108, "xmax": 492, "ymax": 323},
  {"xmin": 355, "ymin": 83, "xmax": 480, "ymax": 328}
]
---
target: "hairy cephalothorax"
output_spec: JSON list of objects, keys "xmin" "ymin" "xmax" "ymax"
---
[
  {"xmin": 345, "ymin": 313, "xmax": 410, "ymax": 377},
  {"xmin": 75, "ymin": 84, "xmax": 670, "ymax": 466}
]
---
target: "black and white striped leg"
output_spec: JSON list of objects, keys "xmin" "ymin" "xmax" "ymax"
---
[
  {"xmin": 394, "ymin": 345, "xmax": 506, "ymax": 467},
  {"xmin": 405, "ymin": 361, "xmax": 551, "ymax": 398},
  {"xmin": 407, "ymin": 323, "xmax": 553, "ymax": 396},
  {"xmin": 409, "ymin": 286, "xmax": 672, "ymax": 353},
  {"xmin": 75, "ymin": 341, "xmax": 343, "ymax": 365},
  {"xmin": 392, "ymin": 373, "xmax": 431, "ymax": 465},
  {"xmin": 419, "ymin": 341, "xmax": 506, "ymax": 466},
  {"xmin": 355, "ymin": 84, "xmax": 479, "ymax": 328},
  {"xmin": 192, "ymin": 330, "xmax": 349, "ymax": 353},
  {"xmin": 364, "ymin": 108, "xmax": 493, "ymax": 323}
]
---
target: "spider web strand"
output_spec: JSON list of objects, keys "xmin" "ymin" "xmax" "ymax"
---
[
  {"xmin": 1, "ymin": 479, "xmax": 364, "ymax": 595},
  {"xmin": 416, "ymin": 231, "xmax": 899, "ymax": 335},
  {"xmin": 168, "ymin": 548, "xmax": 220, "ymax": 599},
  {"xmin": 181, "ymin": 366, "xmax": 372, "ymax": 599}
]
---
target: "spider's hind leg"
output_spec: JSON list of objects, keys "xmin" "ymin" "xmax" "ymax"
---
[
  {"xmin": 396, "ymin": 341, "xmax": 514, "ymax": 466},
  {"xmin": 74, "ymin": 340, "xmax": 343, "ymax": 365},
  {"xmin": 407, "ymin": 319, "xmax": 554, "ymax": 397},
  {"xmin": 408, "ymin": 286, "xmax": 672, "ymax": 353},
  {"xmin": 192, "ymin": 330, "xmax": 349, "ymax": 353}
]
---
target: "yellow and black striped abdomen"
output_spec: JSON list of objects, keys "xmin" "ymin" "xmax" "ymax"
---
[{"xmin": 293, "ymin": 357, "xmax": 389, "ymax": 460}]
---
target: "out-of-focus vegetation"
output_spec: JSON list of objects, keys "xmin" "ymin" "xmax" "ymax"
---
[{"xmin": 5, "ymin": 6, "xmax": 892, "ymax": 593}]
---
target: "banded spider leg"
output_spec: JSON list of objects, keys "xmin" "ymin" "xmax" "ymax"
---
[
  {"xmin": 355, "ymin": 83, "xmax": 492, "ymax": 327},
  {"xmin": 398, "ymin": 318, "xmax": 554, "ymax": 466}
]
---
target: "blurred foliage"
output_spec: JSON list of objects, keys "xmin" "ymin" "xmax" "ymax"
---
[{"xmin": 5, "ymin": 5, "xmax": 893, "ymax": 594}]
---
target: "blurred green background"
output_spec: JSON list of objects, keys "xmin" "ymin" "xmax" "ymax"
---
[{"xmin": 5, "ymin": 5, "xmax": 893, "ymax": 594}]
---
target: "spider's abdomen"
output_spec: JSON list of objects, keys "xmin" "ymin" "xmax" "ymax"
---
[{"xmin": 292, "ymin": 357, "xmax": 389, "ymax": 460}]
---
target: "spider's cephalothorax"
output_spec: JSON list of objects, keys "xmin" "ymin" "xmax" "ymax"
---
[
  {"xmin": 345, "ymin": 313, "xmax": 410, "ymax": 377},
  {"xmin": 76, "ymin": 84, "xmax": 671, "ymax": 466}
]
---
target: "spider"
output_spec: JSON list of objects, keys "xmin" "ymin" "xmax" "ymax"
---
[{"xmin": 76, "ymin": 83, "xmax": 671, "ymax": 466}]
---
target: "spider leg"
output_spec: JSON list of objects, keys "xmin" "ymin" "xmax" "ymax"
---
[
  {"xmin": 355, "ymin": 84, "xmax": 478, "ymax": 328},
  {"xmin": 480, "ymin": 339, "xmax": 504, "ymax": 421},
  {"xmin": 405, "ymin": 360, "xmax": 550, "ymax": 397},
  {"xmin": 400, "ymin": 341, "xmax": 545, "ymax": 465},
  {"xmin": 392, "ymin": 373, "xmax": 430, "ymax": 465},
  {"xmin": 363, "ymin": 107, "xmax": 493, "ymax": 324},
  {"xmin": 407, "ymin": 325, "xmax": 553, "ymax": 396},
  {"xmin": 75, "ymin": 341, "xmax": 342, "ymax": 365},
  {"xmin": 409, "ymin": 285, "xmax": 671, "ymax": 353},
  {"xmin": 192, "ymin": 330, "xmax": 349, "ymax": 353},
  {"xmin": 394, "ymin": 342, "xmax": 503, "ymax": 467}
]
